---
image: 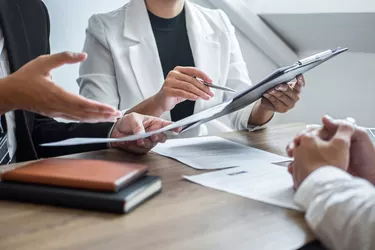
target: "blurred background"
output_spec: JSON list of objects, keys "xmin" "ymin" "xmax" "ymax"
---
[{"xmin": 43, "ymin": 0, "xmax": 375, "ymax": 127}]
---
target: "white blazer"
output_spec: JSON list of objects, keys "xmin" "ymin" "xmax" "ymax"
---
[{"xmin": 77, "ymin": 0, "xmax": 257, "ymax": 137}]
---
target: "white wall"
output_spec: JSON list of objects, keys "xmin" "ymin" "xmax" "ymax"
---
[
  {"xmin": 276, "ymin": 51, "xmax": 375, "ymax": 127},
  {"xmin": 253, "ymin": 0, "xmax": 375, "ymax": 14},
  {"xmin": 247, "ymin": 0, "xmax": 375, "ymax": 126},
  {"xmin": 43, "ymin": 0, "xmax": 129, "ymax": 94}
]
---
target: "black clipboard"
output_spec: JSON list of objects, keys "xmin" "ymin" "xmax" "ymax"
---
[{"xmin": 180, "ymin": 47, "xmax": 348, "ymax": 133}]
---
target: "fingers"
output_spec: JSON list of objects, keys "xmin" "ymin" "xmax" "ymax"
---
[
  {"xmin": 288, "ymin": 163, "xmax": 293, "ymax": 175},
  {"xmin": 151, "ymin": 133, "xmax": 167, "ymax": 143},
  {"xmin": 331, "ymin": 122, "xmax": 355, "ymax": 146},
  {"xmin": 58, "ymin": 112, "xmax": 119, "ymax": 123},
  {"xmin": 143, "ymin": 116, "xmax": 172, "ymax": 130},
  {"xmin": 173, "ymin": 71, "xmax": 214, "ymax": 97},
  {"xmin": 288, "ymin": 162, "xmax": 298, "ymax": 190},
  {"xmin": 293, "ymin": 127, "xmax": 320, "ymax": 147},
  {"xmin": 166, "ymin": 76, "xmax": 212, "ymax": 100},
  {"xmin": 142, "ymin": 116, "xmax": 170, "ymax": 144},
  {"xmin": 165, "ymin": 88, "xmax": 201, "ymax": 101},
  {"xmin": 299, "ymin": 132, "xmax": 320, "ymax": 147},
  {"xmin": 278, "ymin": 84, "xmax": 300, "ymax": 102},
  {"xmin": 65, "ymin": 92, "xmax": 120, "ymax": 114},
  {"xmin": 53, "ymin": 90, "xmax": 120, "ymax": 122},
  {"xmin": 293, "ymin": 75, "xmax": 305, "ymax": 93},
  {"xmin": 268, "ymin": 86, "xmax": 297, "ymax": 108},
  {"xmin": 172, "ymin": 127, "xmax": 183, "ymax": 133},
  {"xmin": 164, "ymin": 67, "xmax": 215, "ymax": 102},
  {"xmin": 286, "ymin": 142, "xmax": 295, "ymax": 157},
  {"xmin": 263, "ymin": 91, "xmax": 288, "ymax": 112},
  {"xmin": 37, "ymin": 100, "xmax": 120, "ymax": 123},
  {"xmin": 125, "ymin": 113, "xmax": 146, "ymax": 135},
  {"xmin": 175, "ymin": 66, "xmax": 213, "ymax": 83},
  {"xmin": 37, "ymin": 52, "xmax": 87, "ymax": 73},
  {"xmin": 322, "ymin": 115, "xmax": 338, "ymax": 131},
  {"xmin": 116, "ymin": 141, "xmax": 155, "ymax": 155},
  {"xmin": 174, "ymin": 80, "xmax": 212, "ymax": 100}
]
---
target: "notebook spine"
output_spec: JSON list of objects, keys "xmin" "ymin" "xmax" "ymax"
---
[{"xmin": 0, "ymin": 182, "xmax": 125, "ymax": 213}]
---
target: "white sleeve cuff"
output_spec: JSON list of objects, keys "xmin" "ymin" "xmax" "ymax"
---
[
  {"xmin": 247, "ymin": 113, "xmax": 274, "ymax": 132},
  {"xmin": 294, "ymin": 166, "xmax": 353, "ymax": 211},
  {"xmin": 107, "ymin": 113, "xmax": 125, "ymax": 149}
]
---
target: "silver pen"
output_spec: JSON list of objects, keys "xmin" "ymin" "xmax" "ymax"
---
[{"xmin": 193, "ymin": 77, "xmax": 237, "ymax": 93}]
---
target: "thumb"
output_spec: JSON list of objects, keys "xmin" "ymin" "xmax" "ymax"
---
[
  {"xmin": 292, "ymin": 75, "xmax": 305, "ymax": 93},
  {"xmin": 330, "ymin": 122, "xmax": 355, "ymax": 147},
  {"xmin": 322, "ymin": 115, "xmax": 338, "ymax": 131},
  {"xmin": 37, "ymin": 52, "xmax": 87, "ymax": 73},
  {"xmin": 319, "ymin": 115, "xmax": 339, "ymax": 140},
  {"xmin": 127, "ymin": 113, "xmax": 146, "ymax": 135}
]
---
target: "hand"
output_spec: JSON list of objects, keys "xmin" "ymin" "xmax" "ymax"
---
[
  {"xmin": 261, "ymin": 75, "xmax": 305, "ymax": 113},
  {"xmin": 287, "ymin": 121, "xmax": 355, "ymax": 189},
  {"xmin": 110, "ymin": 113, "xmax": 180, "ymax": 154},
  {"xmin": 322, "ymin": 117, "xmax": 375, "ymax": 184},
  {"xmin": 297, "ymin": 116, "xmax": 375, "ymax": 184},
  {"xmin": 1, "ymin": 52, "xmax": 121, "ymax": 122},
  {"xmin": 153, "ymin": 66, "xmax": 215, "ymax": 112}
]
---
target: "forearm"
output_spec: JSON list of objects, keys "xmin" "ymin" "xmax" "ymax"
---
[
  {"xmin": 32, "ymin": 114, "xmax": 113, "ymax": 158},
  {"xmin": 126, "ymin": 95, "xmax": 165, "ymax": 117},
  {"xmin": 248, "ymin": 100, "xmax": 274, "ymax": 126},
  {"xmin": 0, "ymin": 76, "xmax": 17, "ymax": 115},
  {"xmin": 295, "ymin": 167, "xmax": 375, "ymax": 250}
]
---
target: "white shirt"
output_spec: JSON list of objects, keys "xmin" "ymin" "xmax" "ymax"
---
[
  {"xmin": 294, "ymin": 166, "xmax": 375, "ymax": 250},
  {"xmin": 0, "ymin": 28, "xmax": 17, "ymax": 159}
]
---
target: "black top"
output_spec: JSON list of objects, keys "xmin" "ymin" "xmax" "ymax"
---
[{"xmin": 148, "ymin": 8, "xmax": 196, "ymax": 122}]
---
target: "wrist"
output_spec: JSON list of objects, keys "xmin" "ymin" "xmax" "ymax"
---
[
  {"xmin": 152, "ymin": 92, "xmax": 168, "ymax": 114},
  {"xmin": 109, "ymin": 118, "xmax": 122, "ymax": 148},
  {"xmin": 248, "ymin": 100, "xmax": 274, "ymax": 126},
  {"xmin": 0, "ymin": 76, "xmax": 19, "ymax": 114}
]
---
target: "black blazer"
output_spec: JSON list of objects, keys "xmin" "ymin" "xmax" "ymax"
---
[{"xmin": 0, "ymin": 0, "xmax": 113, "ymax": 162}]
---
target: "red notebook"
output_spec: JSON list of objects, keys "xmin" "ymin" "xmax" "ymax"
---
[{"xmin": 1, "ymin": 159, "xmax": 148, "ymax": 192}]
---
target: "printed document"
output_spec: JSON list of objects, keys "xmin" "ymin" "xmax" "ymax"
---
[
  {"xmin": 152, "ymin": 136, "xmax": 290, "ymax": 170},
  {"xmin": 41, "ymin": 101, "xmax": 231, "ymax": 147},
  {"xmin": 184, "ymin": 160, "xmax": 301, "ymax": 211}
]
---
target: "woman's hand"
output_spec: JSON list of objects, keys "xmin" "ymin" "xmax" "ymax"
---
[
  {"xmin": 154, "ymin": 66, "xmax": 215, "ymax": 112},
  {"xmin": 261, "ymin": 75, "xmax": 305, "ymax": 113}
]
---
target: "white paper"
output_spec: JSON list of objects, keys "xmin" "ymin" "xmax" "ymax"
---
[
  {"xmin": 184, "ymin": 160, "xmax": 301, "ymax": 211},
  {"xmin": 41, "ymin": 101, "xmax": 232, "ymax": 147},
  {"xmin": 152, "ymin": 136, "xmax": 290, "ymax": 170}
]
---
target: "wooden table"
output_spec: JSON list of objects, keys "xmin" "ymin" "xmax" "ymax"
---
[{"xmin": 0, "ymin": 124, "xmax": 316, "ymax": 250}]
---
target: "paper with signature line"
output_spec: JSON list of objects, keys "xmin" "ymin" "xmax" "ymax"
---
[
  {"xmin": 184, "ymin": 160, "xmax": 301, "ymax": 211},
  {"xmin": 152, "ymin": 136, "xmax": 290, "ymax": 170}
]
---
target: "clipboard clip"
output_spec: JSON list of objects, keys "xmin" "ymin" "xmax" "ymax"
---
[{"xmin": 297, "ymin": 49, "xmax": 334, "ymax": 66}]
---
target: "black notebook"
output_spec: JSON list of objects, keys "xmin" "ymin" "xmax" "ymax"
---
[{"xmin": 0, "ymin": 176, "xmax": 161, "ymax": 214}]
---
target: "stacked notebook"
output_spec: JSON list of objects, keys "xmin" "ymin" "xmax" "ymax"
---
[{"xmin": 0, "ymin": 159, "xmax": 162, "ymax": 214}]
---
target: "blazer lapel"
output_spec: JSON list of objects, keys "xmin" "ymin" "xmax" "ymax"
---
[
  {"xmin": 123, "ymin": 0, "xmax": 165, "ymax": 100},
  {"xmin": 0, "ymin": 0, "xmax": 38, "ymax": 160},
  {"xmin": 185, "ymin": 1, "xmax": 221, "ymax": 111},
  {"xmin": 0, "ymin": 0, "xmax": 32, "ymax": 72}
]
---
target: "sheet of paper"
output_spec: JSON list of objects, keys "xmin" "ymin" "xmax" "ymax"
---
[
  {"xmin": 41, "ymin": 101, "xmax": 232, "ymax": 147},
  {"xmin": 152, "ymin": 136, "xmax": 290, "ymax": 170},
  {"xmin": 184, "ymin": 160, "xmax": 301, "ymax": 211}
]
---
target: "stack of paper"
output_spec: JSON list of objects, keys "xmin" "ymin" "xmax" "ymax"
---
[
  {"xmin": 152, "ymin": 136, "xmax": 290, "ymax": 170},
  {"xmin": 184, "ymin": 160, "xmax": 301, "ymax": 211}
]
